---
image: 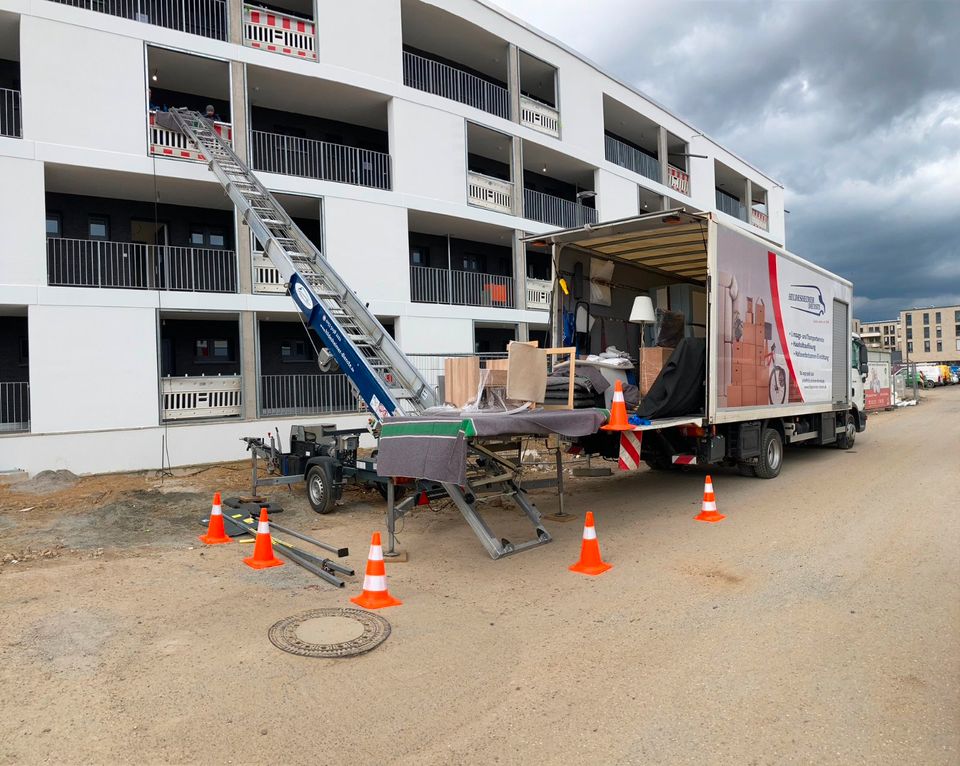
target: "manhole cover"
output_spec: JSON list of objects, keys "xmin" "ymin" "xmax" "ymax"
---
[{"xmin": 268, "ymin": 608, "xmax": 390, "ymax": 658}]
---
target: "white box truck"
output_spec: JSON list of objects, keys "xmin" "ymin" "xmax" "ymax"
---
[{"xmin": 529, "ymin": 211, "xmax": 869, "ymax": 478}]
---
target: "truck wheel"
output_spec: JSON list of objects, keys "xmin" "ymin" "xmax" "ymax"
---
[
  {"xmin": 836, "ymin": 413, "xmax": 856, "ymax": 450},
  {"xmin": 754, "ymin": 428, "xmax": 783, "ymax": 479},
  {"xmin": 737, "ymin": 462, "xmax": 756, "ymax": 477},
  {"xmin": 306, "ymin": 465, "xmax": 335, "ymax": 514}
]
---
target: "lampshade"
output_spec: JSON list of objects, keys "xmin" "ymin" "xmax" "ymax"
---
[{"xmin": 629, "ymin": 296, "xmax": 655, "ymax": 324}]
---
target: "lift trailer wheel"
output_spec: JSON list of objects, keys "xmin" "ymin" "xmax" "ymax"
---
[{"xmin": 306, "ymin": 465, "xmax": 335, "ymax": 514}]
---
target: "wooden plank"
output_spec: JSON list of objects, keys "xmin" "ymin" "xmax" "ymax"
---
[{"xmin": 444, "ymin": 356, "xmax": 480, "ymax": 408}]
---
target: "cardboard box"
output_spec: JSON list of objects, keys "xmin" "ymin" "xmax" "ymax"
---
[
  {"xmin": 727, "ymin": 385, "xmax": 742, "ymax": 408},
  {"xmin": 640, "ymin": 347, "xmax": 673, "ymax": 395},
  {"xmin": 756, "ymin": 299, "xmax": 766, "ymax": 326},
  {"xmin": 732, "ymin": 363, "xmax": 743, "ymax": 385},
  {"xmin": 756, "ymin": 385, "xmax": 769, "ymax": 406},
  {"xmin": 754, "ymin": 364, "xmax": 769, "ymax": 386},
  {"xmin": 744, "ymin": 324, "xmax": 760, "ymax": 345},
  {"xmin": 733, "ymin": 341, "xmax": 745, "ymax": 359},
  {"xmin": 741, "ymin": 386, "xmax": 757, "ymax": 407}
]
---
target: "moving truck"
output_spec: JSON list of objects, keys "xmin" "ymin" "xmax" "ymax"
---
[{"xmin": 528, "ymin": 211, "xmax": 868, "ymax": 478}]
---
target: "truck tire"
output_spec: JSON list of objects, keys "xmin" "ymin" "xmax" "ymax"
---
[
  {"xmin": 836, "ymin": 412, "xmax": 856, "ymax": 450},
  {"xmin": 306, "ymin": 465, "xmax": 335, "ymax": 514},
  {"xmin": 754, "ymin": 428, "xmax": 783, "ymax": 479}
]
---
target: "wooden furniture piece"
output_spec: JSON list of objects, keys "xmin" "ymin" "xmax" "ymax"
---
[{"xmin": 542, "ymin": 347, "xmax": 577, "ymax": 410}]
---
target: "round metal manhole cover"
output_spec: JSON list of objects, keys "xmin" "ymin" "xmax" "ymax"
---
[{"xmin": 268, "ymin": 608, "xmax": 391, "ymax": 658}]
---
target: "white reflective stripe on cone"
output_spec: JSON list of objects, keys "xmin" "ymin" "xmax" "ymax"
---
[
  {"xmin": 211, "ymin": 506, "xmax": 222, "ymax": 516},
  {"xmin": 701, "ymin": 501, "xmax": 717, "ymax": 511},
  {"xmin": 612, "ymin": 391, "xmax": 624, "ymax": 401},
  {"xmin": 583, "ymin": 525, "xmax": 597, "ymax": 540},
  {"xmin": 257, "ymin": 521, "xmax": 270, "ymax": 534},
  {"xmin": 363, "ymin": 574, "xmax": 387, "ymax": 591},
  {"xmin": 704, "ymin": 483, "xmax": 714, "ymax": 492},
  {"xmin": 369, "ymin": 546, "xmax": 384, "ymax": 561}
]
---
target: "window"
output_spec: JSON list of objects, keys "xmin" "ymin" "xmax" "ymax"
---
[
  {"xmin": 923, "ymin": 312, "xmax": 929, "ymax": 325},
  {"xmin": 88, "ymin": 216, "xmax": 109, "ymax": 240},
  {"xmin": 194, "ymin": 338, "xmax": 234, "ymax": 362},
  {"xmin": 190, "ymin": 227, "xmax": 226, "ymax": 248},
  {"xmin": 462, "ymin": 255, "xmax": 481, "ymax": 272},
  {"xmin": 924, "ymin": 341, "xmax": 930, "ymax": 353},
  {"xmin": 955, "ymin": 310, "xmax": 960, "ymax": 323},
  {"xmin": 936, "ymin": 326, "xmax": 942, "ymax": 338},
  {"xmin": 409, "ymin": 247, "xmax": 427, "ymax": 266},
  {"xmin": 45, "ymin": 213, "xmax": 61, "ymax": 238},
  {"xmin": 906, "ymin": 314, "xmax": 912, "ymax": 326},
  {"xmin": 906, "ymin": 328, "xmax": 912, "ymax": 340},
  {"xmin": 935, "ymin": 311, "xmax": 941, "ymax": 323},
  {"xmin": 280, "ymin": 339, "xmax": 313, "ymax": 362},
  {"xmin": 956, "ymin": 324, "xmax": 960, "ymax": 337},
  {"xmin": 956, "ymin": 339, "xmax": 960, "ymax": 352},
  {"xmin": 923, "ymin": 327, "xmax": 930, "ymax": 338},
  {"xmin": 936, "ymin": 341, "xmax": 942, "ymax": 352},
  {"xmin": 907, "ymin": 342, "xmax": 913, "ymax": 353}
]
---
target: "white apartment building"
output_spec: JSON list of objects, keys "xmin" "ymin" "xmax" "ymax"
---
[
  {"xmin": 0, "ymin": 0, "xmax": 785, "ymax": 475},
  {"xmin": 858, "ymin": 319, "xmax": 898, "ymax": 352}
]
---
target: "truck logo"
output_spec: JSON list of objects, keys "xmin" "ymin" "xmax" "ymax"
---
[
  {"xmin": 294, "ymin": 282, "xmax": 314, "ymax": 310},
  {"xmin": 787, "ymin": 284, "xmax": 825, "ymax": 316}
]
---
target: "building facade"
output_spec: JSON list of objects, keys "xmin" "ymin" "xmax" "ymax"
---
[
  {"xmin": 0, "ymin": 0, "xmax": 785, "ymax": 475},
  {"xmin": 858, "ymin": 319, "xmax": 899, "ymax": 352},
  {"xmin": 899, "ymin": 306, "xmax": 960, "ymax": 363}
]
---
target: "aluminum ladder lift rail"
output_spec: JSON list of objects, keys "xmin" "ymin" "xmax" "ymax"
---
[{"xmin": 167, "ymin": 108, "xmax": 551, "ymax": 560}]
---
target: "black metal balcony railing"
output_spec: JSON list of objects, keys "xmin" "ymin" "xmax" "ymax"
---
[
  {"xmin": 523, "ymin": 188, "xmax": 598, "ymax": 228},
  {"xmin": 251, "ymin": 130, "xmax": 392, "ymax": 190},
  {"xmin": 0, "ymin": 88, "xmax": 21, "ymax": 139},
  {"xmin": 604, "ymin": 134, "xmax": 659, "ymax": 182},
  {"xmin": 47, "ymin": 0, "xmax": 227, "ymax": 39},
  {"xmin": 410, "ymin": 266, "xmax": 515, "ymax": 308},
  {"xmin": 0, "ymin": 381, "xmax": 29, "ymax": 433},
  {"xmin": 47, "ymin": 238, "xmax": 238, "ymax": 293},
  {"xmin": 403, "ymin": 51, "xmax": 510, "ymax": 120},
  {"xmin": 259, "ymin": 373, "xmax": 363, "ymax": 417}
]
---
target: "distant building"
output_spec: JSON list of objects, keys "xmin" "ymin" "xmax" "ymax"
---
[
  {"xmin": 858, "ymin": 319, "xmax": 899, "ymax": 352},
  {"xmin": 899, "ymin": 305, "xmax": 960, "ymax": 363}
]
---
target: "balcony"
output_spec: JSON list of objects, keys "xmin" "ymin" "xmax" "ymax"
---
[
  {"xmin": 0, "ymin": 88, "xmax": 21, "ymax": 138},
  {"xmin": 751, "ymin": 208, "xmax": 769, "ymax": 231},
  {"xmin": 260, "ymin": 373, "xmax": 363, "ymax": 417},
  {"xmin": 526, "ymin": 277, "xmax": 552, "ymax": 311},
  {"xmin": 523, "ymin": 188, "xmax": 597, "ymax": 228},
  {"xmin": 403, "ymin": 50, "xmax": 509, "ymax": 119},
  {"xmin": 251, "ymin": 130, "xmax": 391, "ymax": 190},
  {"xmin": 667, "ymin": 165, "xmax": 690, "ymax": 196},
  {"xmin": 47, "ymin": 239, "xmax": 237, "ymax": 292},
  {"xmin": 467, "ymin": 171, "xmax": 513, "ymax": 214},
  {"xmin": 604, "ymin": 134, "xmax": 659, "ymax": 183},
  {"xmin": 520, "ymin": 96, "xmax": 559, "ymax": 138},
  {"xmin": 149, "ymin": 111, "xmax": 232, "ymax": 162},
  {"xmin": 0, "ymin": 381, "xmax": 29, "ymax": 433},
  {"xmin": 243, "ymin": 4, "xmax": 316, "ymax": 61},
  {"xmin": 410, "ymin": 265, "xmax": 515, "ymax": 309},
  {"xmin": 161, "ymin": 375, "xmax": 242, "ymax": 420},
  {"xmin": 716, "ymin": 189, "xmax": 747, "ymax": 221},
  {"xmin": 49, "ymin": 0, "xmax": 227, "ymax": 39}
]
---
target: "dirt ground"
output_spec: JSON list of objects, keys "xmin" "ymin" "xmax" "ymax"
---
[{"xmin": 1, "ymin": 389, "xmax": 958, "ymax": 765}]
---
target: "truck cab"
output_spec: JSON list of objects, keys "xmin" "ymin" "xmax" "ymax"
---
[{"xmin": 849, "ymin": 333, "xmax": 869, "ymax": 439}]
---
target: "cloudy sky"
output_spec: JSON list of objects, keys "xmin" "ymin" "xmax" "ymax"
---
[{"xmin": 495, "ymin": 0, "xmax": 960, "ymax": 321}]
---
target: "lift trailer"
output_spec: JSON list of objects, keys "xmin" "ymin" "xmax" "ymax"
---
[{"xmin": 167, "ymin": 108, "xmax": 553, "ymax": 559}]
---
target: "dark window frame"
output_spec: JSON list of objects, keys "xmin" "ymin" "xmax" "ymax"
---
[
  {"xmin": 45, "ymin": 211, "xmax": 61, "ymax": 238},
  {"xmin": 190, "ymin": 225, "xmax": 227, "ymax": 249},
  {"xmin": 280, "ymin": 338, "xmax": 314, "ymax": 363},
  {"xmin": 88, "ymin": 215, "xmax": 110, "ymax": 241},
  {"xmin": 194, "ymin": 337, "xmax": 235, "ymax": 363}
]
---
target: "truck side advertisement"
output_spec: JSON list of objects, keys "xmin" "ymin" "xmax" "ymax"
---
[{"xmin": 715, "ymin": 225, "xmax": 852, "ymax": 410}]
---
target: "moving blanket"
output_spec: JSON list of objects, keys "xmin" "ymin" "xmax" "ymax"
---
[
  {"xmin": 376, "ymin": 409, "xmax": 608, "ymax": 485},
  {"xmin": 637, "ymin": 337, "xmax": 707, "ymax": 419}
]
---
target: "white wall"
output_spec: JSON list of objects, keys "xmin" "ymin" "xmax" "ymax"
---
[
  {"xmin": 390, "ymin": 99, "xmax": 467, "ymax": 205},
  {"xmin": 316, "ymin": 0, "xmax": 402, "ymax": 81},
  {"xmin": 595, "ymin": 170, "xmax": 637, "ymax": 222},
  {"xmin": 0, "ymin": 156, "xmax": 46, "ymax": 286},
  {"xmin": 20, "ymin": 16, "xmax": 147, "ymax": 156},
  {"xmin": 323, "ymin": 198, "xmax": 409, "ymax": 304},
  {"xmin": 28, "ymin": 305, "xmax": 160, "ymax": 433},
  {"xmin": 399, "ymin": 315, "xmax": 474, "ymax": 354}
]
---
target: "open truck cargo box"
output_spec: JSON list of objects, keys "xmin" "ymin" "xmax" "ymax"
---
[{"xmin": 524, "ymin": 211, "xmax": 854, "ymax": 427}]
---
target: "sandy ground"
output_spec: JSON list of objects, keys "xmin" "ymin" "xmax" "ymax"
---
[{"xmin": 0, "ymin": 389, "xmax": 958, "ymax": 765}]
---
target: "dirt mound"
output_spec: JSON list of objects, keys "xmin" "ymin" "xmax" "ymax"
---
[{"xmin": 17, "ymin": 470, "xmax": 80, "ymax": 495}]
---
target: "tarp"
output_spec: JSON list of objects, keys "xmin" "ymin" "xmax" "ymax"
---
[
  {"xmin": 376, "ymin": 408, "xmax": 608, "ymax": 485},
  {"xmin": 637, "ymin": 338, "xmax": 706, "ymax": 419}
]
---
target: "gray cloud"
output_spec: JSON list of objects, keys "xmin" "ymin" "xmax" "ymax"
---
[{"xmin": 495, "ymin": 0, "xmax": 960, "ymax": 320}]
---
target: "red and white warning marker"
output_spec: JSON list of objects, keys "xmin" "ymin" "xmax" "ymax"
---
[{"xmin": 618, "ymin": 431, "xmax": 643, "ymax": 471}]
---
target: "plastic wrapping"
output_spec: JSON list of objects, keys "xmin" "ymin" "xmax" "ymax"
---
[{"xmin": 655, "ymin": 308, "xmax": 685, "ymax": 348}]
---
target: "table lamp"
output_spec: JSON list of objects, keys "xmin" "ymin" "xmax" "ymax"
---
[{"xmin": 629, "ymin": 296, "xmax": 656, "ymax": 350}]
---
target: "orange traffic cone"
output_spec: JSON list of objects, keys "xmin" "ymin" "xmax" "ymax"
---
[
  {"xmin": 601, "ymin": 380, "xmax": 633, "ymax": 431},
  {"xmin": 350, "ymin": 532, "xmax": 402, "ymax": 609},
  {"xmin": 569, "ymin": 511, "xmax": 612, "ymax": 575},
  {"xmin": 243, "ymin": 508, "xmax": 284, "ymax": 569},
  {"xmin": 199, "ymin": 491, "xmax": 232, "ymax": 545},
  {"xmin": 694, "ymin": 475, "xmax": 725, "ymax": 523}
]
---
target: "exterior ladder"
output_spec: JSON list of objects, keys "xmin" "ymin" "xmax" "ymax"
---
[
  {"xmin": 167, "ymin": 109, "xmax": 550, "ymax": 560},
  {"xmin": 166, "ymin": 108, "xmax": 437, "ymax": 419}
]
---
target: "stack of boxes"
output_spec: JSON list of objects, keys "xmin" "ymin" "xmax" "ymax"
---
[{"xmin": 727, "ymin": 298, "xmax": 773, "ymax": 407}]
